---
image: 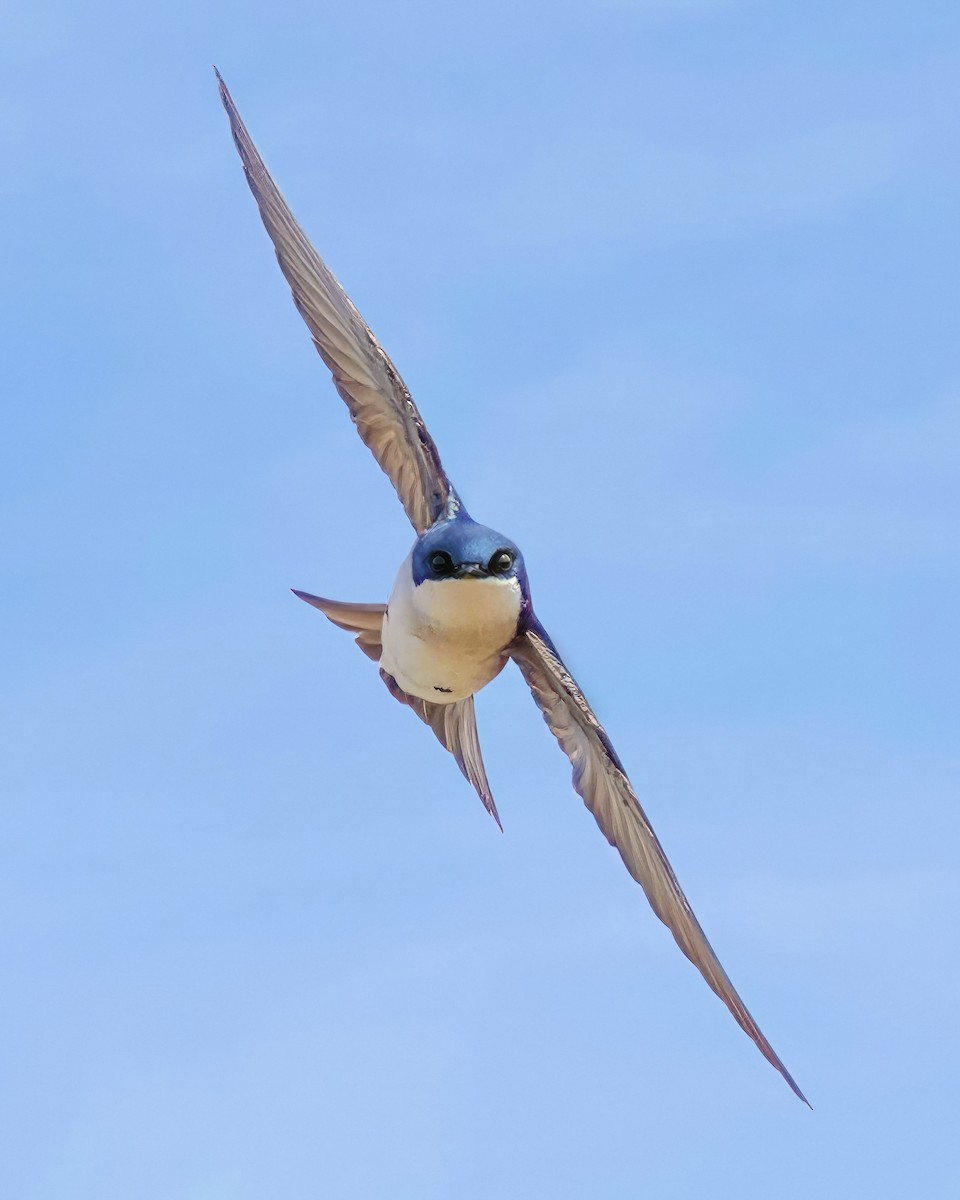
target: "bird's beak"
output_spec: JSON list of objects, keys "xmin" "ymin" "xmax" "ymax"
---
[{"xmin": 456, "ymin": 562, "xmax": 488, "ymax": 578}]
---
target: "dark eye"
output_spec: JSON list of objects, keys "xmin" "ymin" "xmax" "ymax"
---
[
  {"xmin": 489, "ymin": 550, "xmax": 514, "ymax": 574},
  {"xmin": 429, "ymin": 551, "xmax": 454, "ymax": 575}
]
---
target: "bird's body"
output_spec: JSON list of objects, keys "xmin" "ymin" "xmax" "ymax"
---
[
  {"xmin": 217, "ymin": 70, "xmax": 808, "ymax": 1106},
  {"xmin": 381, "ymin": 544, "xmax": 523, "ymax": 703}
]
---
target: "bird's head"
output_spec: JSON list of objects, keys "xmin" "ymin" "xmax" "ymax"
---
[{"xmin": 411, "ymin": 514, "xmax": 525, "ymax": 587}]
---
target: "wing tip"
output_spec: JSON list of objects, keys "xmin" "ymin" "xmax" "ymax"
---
[
  {"xmin": 292, "ymin": 587, "xmax": 326, "ymax": 613},
  {"xmin": 292, "ymin": 588, "xmax": 332, "ymax": 616},
  {"xmin": 767, "ymin": 1051, "xmax": 810, "ymax": 1108},
  {"xmin": 786, "ymin": 1073, "xmax": 812, "ymax": 1109}
]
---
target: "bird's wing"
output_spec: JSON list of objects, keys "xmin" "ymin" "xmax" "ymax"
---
[
  {"xmin": 291, "ymin": 589, "xmax": 385, "ymax": 661},
  {"xmin": 380, "ymin": 670, "xmax": 502, "ymax": 831},
  {"xmin": 510, "ymin": 619, "xmax": 808, "ymax": 1105},
  {"xmin": 293, "ymin": 590, "xmax": 499, "ymax": 827},
  {"xmin": 217, "ymin": 72, "xmax": 453, "ymax": 534}
]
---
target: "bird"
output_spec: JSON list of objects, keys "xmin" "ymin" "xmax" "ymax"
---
[{"xmin": 215, "ymin": 69, "xmax": 808, "ymax": 1107}]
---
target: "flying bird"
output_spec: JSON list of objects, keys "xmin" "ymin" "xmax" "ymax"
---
[{"xmin": 216, "ymin": 70, "xmax": 808, "ymax": 1106}]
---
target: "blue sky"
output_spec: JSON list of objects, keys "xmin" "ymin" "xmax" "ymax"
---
[{"xmin": 3, "ymin": 1, "xmax": 959, "ymax": 1195}]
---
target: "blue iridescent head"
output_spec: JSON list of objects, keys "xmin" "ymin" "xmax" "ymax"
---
[{"xmin": 411, "ymin": 511, "xmax": 525, "ymax": 586}]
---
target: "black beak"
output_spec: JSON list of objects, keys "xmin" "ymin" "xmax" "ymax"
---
[{"xmin": 455, "ymin": 562, "xmax": 488, "ymax": 578}]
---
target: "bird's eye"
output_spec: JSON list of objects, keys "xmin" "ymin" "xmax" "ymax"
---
[
  {"xmin": 429, "ymin": 551, "xmax": 454, "ymax": 575},
  {"xmin": 489, "ymin": 550, "xmax": 514, "ymax": 574}
]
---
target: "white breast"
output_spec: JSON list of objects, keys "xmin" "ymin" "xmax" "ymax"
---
[{"xmin": 379, "ymin": 554, "xmax": 522, "ymax": 703}]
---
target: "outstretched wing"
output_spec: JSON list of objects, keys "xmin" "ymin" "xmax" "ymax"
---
[
  {"xmin": 511, "ymin": 619, "xmax": 808, "ymax": 1105},
  {"xmin": 217, "ymin": 71, "xmax": 453, "ymax": 534},
  {"xmin": 293, "ymin": 590, "xmax": 499, "ymax": 827}
]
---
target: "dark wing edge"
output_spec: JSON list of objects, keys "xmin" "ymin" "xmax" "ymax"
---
[
  {"xmin": 292, "ymin": 590, "xmax": 500, "ymax": 827},
  {"xmin": 216, "ymin": 70, "xmax": 452, "ymax": 534},
  {"xmin": 510, "ymin": 620, "xmax": 809, "ymax": 1106}
]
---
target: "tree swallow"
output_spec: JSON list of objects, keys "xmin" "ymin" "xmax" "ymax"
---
[{"xmin": 216, "ymin": 71, "xmax": 808, "ymax": 1106}]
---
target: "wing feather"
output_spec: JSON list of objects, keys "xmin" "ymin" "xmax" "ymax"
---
[
  {"xmin": 511, "ymin": 620, "xmax": 808, "ymax": 1105},
  {"xmin": 217, "ymin": 71, "xmax": 452, "ymax": 533},
  {"xmin": 380, "ymin": 671, "xmax": 502, "ymax": 830},
  {"xmin": 292, "ymin": 590, "xmax": 499, "ymax": 825}
]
